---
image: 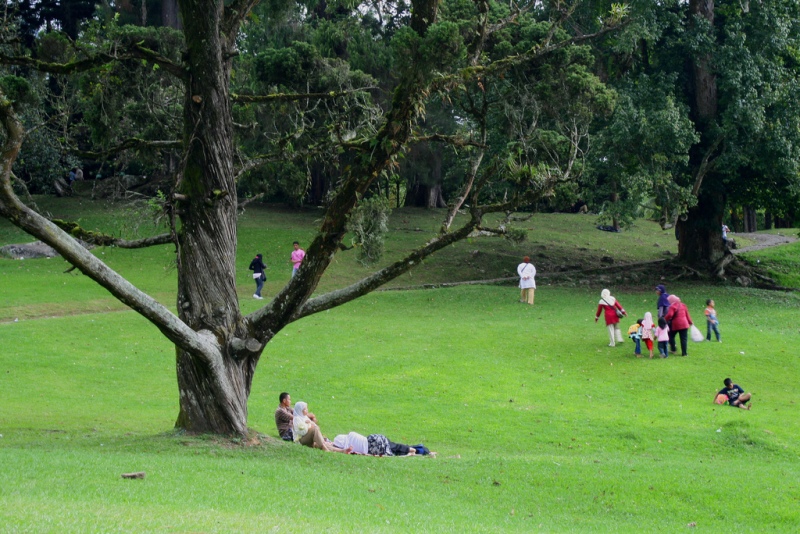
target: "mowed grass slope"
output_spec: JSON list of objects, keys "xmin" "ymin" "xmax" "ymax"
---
[
  {"xmin": 1, "ymin": 198, "xmax": 799, "ymax": 532},
  {"xmin": 741, "ymin": 238, "xmax": 800, "ymax": 289}
]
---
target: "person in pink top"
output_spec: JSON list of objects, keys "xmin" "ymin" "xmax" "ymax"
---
[
  {"xmin": 663, "ymin": 294, "xmax": 693, "ymax": 356},
  {"xmin": 655, "ymin": 317, "xmax": 670, "ymax": 358},
  {"xmin": 290, "ymin": 241, "xmax": 305, "ymax": 277}
]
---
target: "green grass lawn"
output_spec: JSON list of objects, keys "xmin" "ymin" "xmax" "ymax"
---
[
  {"xmin": 740, "ymin": 231, "xmax": 800, "ymax": 288},
  {"xmin": 1, "ymin": 197, "xmax": 681, "ymax": 321},
  {"xmin": 1, "ymin": 199, "xmax": 799, "ymax": 532}
]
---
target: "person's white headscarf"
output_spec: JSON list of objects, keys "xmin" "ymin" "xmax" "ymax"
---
[
  {"xmin": 642, "ymin": 311, "xmax": 654, "ymax": 331},
  {"xmin": 599, "ymin": 288, "xmax": 616, "ymax": 306},
  {"xmin": 333, "ymin": 432, "xmax": 369, "ymax": 454},
  {"xmin": 292, "ymin": 401, "xmax": 310, "ymax": 441}
]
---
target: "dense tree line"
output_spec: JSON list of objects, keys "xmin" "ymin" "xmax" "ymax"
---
[{"xmin": 586, "ymin": 0, "xmax": 800, "ymax": 269}]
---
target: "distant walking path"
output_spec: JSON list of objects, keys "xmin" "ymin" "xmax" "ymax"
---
[{"xmin": 733, "ymin": 232, "xmax": 798, "ymax": 253}]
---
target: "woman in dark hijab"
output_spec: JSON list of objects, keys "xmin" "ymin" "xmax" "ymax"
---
[
  {"xmin": 249, "ymin": 253, "xmax": 267, "ymax": 299},
  {"xmin": 655, "ymin": 285, "xmax": 670, "ymax": 318}
]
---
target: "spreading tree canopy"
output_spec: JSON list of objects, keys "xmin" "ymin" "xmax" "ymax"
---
[
  {"xmin": 587, "ymin": 0, "xmax": 800, "ymax": 271},
  {"xmin": 1, "ymin": 0, "xmax": 621, "ymax": 435}
]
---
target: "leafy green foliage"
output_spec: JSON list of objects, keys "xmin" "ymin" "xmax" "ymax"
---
[
  {"xmin": 588, "ymin": 0, "xmax": 800, "ymax": 232},
  {"xmin": 347, "ymin": 195, "xmax": 391, "ymax": 265},
  {"xmin": 0, "ymin": 75, "xmax": 35, "ymax": 105},
  {"xmin": 589, "ymin": 73, "xmax": 699, "ymax": 228}
]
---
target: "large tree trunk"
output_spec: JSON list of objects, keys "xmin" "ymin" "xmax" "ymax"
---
[
  {"xmin": 743, "ymin": 205, "xmax": 757, "ymax": 232},
  {"xmin": 680, "ymin": 0, "xmax": 724, "ymax": 267},
  {"xmin": 162, "ymin": 0, "xmax": 182, "ymax": 29},
  {"xmin": 307, "ymin": 163, "xmax": 328, "ymax": 205},
  {"xmin": 403, "ymin": 144, "xmax": 445, "ymax": 208},
  {"xmin": 173, "ymin": 0, "xmax": 251, "ymax": 434},
  {"xmin": 677, "ymin": 188, "xmax": 726, "ymax": 266}
]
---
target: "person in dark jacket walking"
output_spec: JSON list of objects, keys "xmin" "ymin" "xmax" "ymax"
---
[
  {"xmin": 249, "ymin": 253, "xmax": 267, "ymax": 299},
  {"xmin": 655, "ymin": 284, "xmax": 670, "ymax": 318}
]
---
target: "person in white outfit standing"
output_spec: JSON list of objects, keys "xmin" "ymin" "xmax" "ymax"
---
[{"xmin": 517, "ymin": 256, "xmax": 536, "ymax": 305}]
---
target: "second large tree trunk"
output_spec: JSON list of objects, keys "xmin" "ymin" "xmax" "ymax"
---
[
  {"xmin": 677, "ymin": 187, "xmax": 726, "ymax": 267},
  {"xmin": 680, "ymin": 0, "xmax": 723, "ymax": 268}
]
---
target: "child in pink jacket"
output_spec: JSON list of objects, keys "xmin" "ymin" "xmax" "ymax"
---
[{"xmin": 655, "ymin": 317, "xmax": 670, "ymax": 358}]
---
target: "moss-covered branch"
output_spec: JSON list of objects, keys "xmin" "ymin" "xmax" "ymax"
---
[
  {"xmin": 74, "ymin": 138, "xmax": 182, "ymax": 160},
  {"xmin": 51, "ymin": 219, "xmax": 174, "ymax": 249},
  {"xmin": 432, "ymin": 20, "xmax": 627, "ymax": 92},
  {"xmin": 0, "ymin": 52, "xmax": 117, "ymax": 74},
  {"xmin": 410, "ymin": 133, "xmax": 486, "ymax": 149},
  {"xmin": 231, "ymin": 88, "xmax": 376, "ymax": 104},
  {"xmin": 1, "ymin": 43, "xmax": 187, "ymax": 79}
]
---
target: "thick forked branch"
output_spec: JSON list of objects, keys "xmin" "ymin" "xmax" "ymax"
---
[
  {"xmin": 0, "ymin": 91, "xmax": 215, "ymax": 363},
  {"xmin": 433, "ymin": 21, "xmax": 626, "ymax": 92},
  {"xmin": 74, "ymin": 138, "xmax": 182, "ymax": 159},
  {"xmin": 245, "ymin": 0, "xmax": 444, "ymax": 339},
  {"xmin": 691, "ymin": 135, "xmax": 723, "ymax": 196},
  {"xmin": 51, "ymin": 220, "xmax": 174, "ymax": 249},
  {"xmin": 222, "ymin": 0, "xmax": 261, "ymax": 39}
]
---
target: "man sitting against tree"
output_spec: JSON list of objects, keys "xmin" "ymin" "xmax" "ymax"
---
[
  {"xmin": 275, "ymin": 392, "xmax": 318, "ymax": 441},
  {"xmin": 274, "ymin": 392, "xmax": 294, "ymax": 441}
]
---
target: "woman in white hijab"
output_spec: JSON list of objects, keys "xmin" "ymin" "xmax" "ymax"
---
[
  {"xmin": 641, "ymin": 311, "xmax": 655, "ymax": 358},
  {"xmin": 594, "ymin": 288, "xmax": 627, "ymax": 346},
  {"xmin": 292, "ymin": 401, "xmax": 347, "ymax": 452}
]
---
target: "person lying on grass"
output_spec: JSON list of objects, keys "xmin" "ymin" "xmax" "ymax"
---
[
  {"xmin": 715, "ymin": 378, "xmax": 752, "ymax": 410},
  {"xmin": 292, "ymin": 401, "xmax": 350, "ymax": 452},
  {"xmin": 332, "ymin": 431, "xmax": 435, "ymax": 457}
]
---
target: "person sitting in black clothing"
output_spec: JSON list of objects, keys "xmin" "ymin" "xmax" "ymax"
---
[{"xmin": 716, "ymin": 378, "xmax": 751, "ymax": 410}]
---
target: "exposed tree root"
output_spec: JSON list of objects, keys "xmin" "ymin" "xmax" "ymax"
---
[{"xmin": 379, "ymin": 256, "xmax": 797, "ymax": 292}]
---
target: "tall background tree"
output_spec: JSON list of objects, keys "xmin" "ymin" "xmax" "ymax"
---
[{"xmin": 586, "ymin": 0, "xmax": 800, "ymax": 272}]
